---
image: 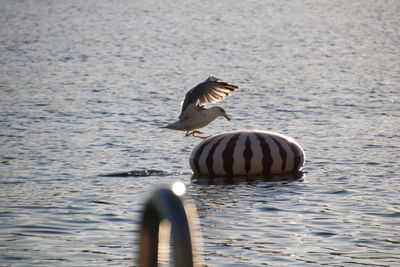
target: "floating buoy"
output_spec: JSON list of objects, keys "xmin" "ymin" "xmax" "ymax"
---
[{"xmin": 189, "ymin": 130, "xmax": 305, "ymax": 176}]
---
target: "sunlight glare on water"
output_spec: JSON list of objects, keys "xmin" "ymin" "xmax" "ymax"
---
[{"xmin": 172, "ymin": 181, "xmax": 187, "ymax": 197}]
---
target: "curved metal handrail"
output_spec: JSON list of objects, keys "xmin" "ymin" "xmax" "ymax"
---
[{"xmin": 138, "ymin": 187, "xmax": 201, "ymax": 267}]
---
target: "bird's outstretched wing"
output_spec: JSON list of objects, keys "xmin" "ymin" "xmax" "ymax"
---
[{"xmin": 179, "ymin": 75, "xmax": 238, "ymax": 118}]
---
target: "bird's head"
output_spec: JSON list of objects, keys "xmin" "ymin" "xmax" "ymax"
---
[{"xmin": 214, "ymin": 106, "xmax": 231, "ymax": 121}]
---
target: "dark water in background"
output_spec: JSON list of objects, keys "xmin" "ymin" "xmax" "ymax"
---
[{"xmin": 1, "ymin": 0, "xmax": 399, "ymax": 266}]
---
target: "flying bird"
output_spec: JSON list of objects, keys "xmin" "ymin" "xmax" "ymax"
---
[{"xmin": 160, "ymin": 75, "xmax": 239, "ymax": 139}]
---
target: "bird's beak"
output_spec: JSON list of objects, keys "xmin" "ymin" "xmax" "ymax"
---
[{"xmin": 225, "ymin": 114, "xmax": 232, "ymax": 121}]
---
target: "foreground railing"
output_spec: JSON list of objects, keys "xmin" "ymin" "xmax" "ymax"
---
[{"xmin": 138, "ymin": 183, "xmax": 203, "ymax": 267}]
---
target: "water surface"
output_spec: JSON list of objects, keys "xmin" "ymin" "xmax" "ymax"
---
[{"xmin": 1, "ymin": 0, "xmax": 399, "ymax": 266}]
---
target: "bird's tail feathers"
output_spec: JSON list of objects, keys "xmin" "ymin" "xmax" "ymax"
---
[{"xmin": 158, "ymin": 121, "xmax": 183, "ymax": 130}]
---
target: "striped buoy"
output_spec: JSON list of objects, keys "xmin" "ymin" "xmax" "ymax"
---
[{"xmin": 189, "ymin": 130, "xmax": 305, "ymax": 176}]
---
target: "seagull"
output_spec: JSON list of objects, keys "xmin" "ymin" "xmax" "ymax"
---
[{"xmin": 160, "ymin": 75, "xmax": 239, "ymax": 139}]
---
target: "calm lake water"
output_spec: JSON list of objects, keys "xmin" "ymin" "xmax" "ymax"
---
[{"xmin": 1, "ymin": 0, "xmax": 399, "ymax": 266}]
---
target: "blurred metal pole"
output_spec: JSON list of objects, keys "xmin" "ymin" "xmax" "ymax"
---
[{"xmin": 138, "ymin": 187, "xmax": 197, "ymax": 267}]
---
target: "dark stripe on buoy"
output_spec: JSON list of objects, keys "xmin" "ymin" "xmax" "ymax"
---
[
  {"xmin": 193, "ymin": 137, "xmax": 215, "ymax": 174},
  {"xmin": 288, "ymin": 141, "xmax": 302, "ymax": 171},
  {"xmin": 243, "ymin": 136, "xmax": 253, "ymax": 173},
  {"xmin": 206, "ymin": 138, "xmax": 223, "ymax": 176},
  {"xmin": 222, "ymin": 133, "xmax": 240, "ymax": 176},
  {"xmin": 255, "ymin": 134, "xmax": 273, "ymax": 175},
  {"xmin": 271, "ymin": 137, "xmax": 287, "ymax": 172}
]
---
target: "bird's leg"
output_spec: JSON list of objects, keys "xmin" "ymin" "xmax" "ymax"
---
[
  {"xmin": 185, "ymin": 130, "xmax": 211, "ymax": 139},
  {"xmin": 186, "ymin": 131, "xmax": 197, "ymax": 136},
  {"xmin": 186, "ymin": 130, "xmax": 204, "ymax": 136}
]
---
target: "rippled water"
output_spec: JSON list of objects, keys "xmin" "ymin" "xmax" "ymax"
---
[{"xmin": 1, "ymin": 0, "xmax": 399, "ymax": 266}]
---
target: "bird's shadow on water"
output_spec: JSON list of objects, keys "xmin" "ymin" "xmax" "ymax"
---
[{"xmin": 191, "ymin": 171, "xmax": 305, "ymax": 186}]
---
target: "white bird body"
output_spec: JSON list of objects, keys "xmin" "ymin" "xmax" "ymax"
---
[
  {"xmin": 160, "ymin": 75, "xmax": 239, "ymax": 138},
  {"xmin": 162, "ymin": 105, "xmax": 229, "ymax": 131}
]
